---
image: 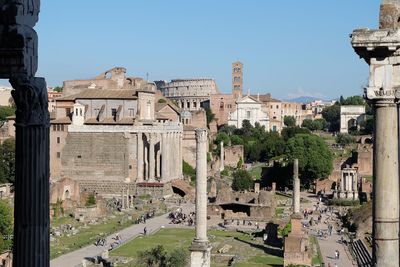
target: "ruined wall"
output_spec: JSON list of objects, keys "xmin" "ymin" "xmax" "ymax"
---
[
  {"xmin": 357, "ymin": 144, "xmax": 373, "ymax": 176},
  {"xmin": 183, "ymin": 128, "xmax": 196, "ymax": 167},
  {"xmin": 314, "ymin": 179, "xmax": 335, "ymax": 194},
  {"xmin": 224, "ymin": 145, "xmax": 244, "ymax": 168},
  {"xmin": 50, "ymin": 178, "xmax": 80, "ymax": 204},
  {"xmin": 190, "ymin": 109, "xmax": 207, "ymax": 129},
  {"xmin": 61, "ymin": 132, "xmax": 130, "ymax": 181}
]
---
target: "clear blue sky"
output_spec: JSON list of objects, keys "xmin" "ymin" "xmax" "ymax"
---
[{"xmin": 23, "ymin": 1, "xmax": 383, "ymax": 99}]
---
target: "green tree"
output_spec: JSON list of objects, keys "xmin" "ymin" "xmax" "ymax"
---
[
  {"xmin": 285, "ymin": 134, "xmax": 333, "ymax": 185},
  {"xmin": 335, "ymin": 133, "xmax": 356, "ymax": 146},
  {"xmin": 284, "ymin": 116, "xmax": 296, "ymax": 127},
  {"xmin": 281, "ymin": 126, "xmax": 311, "ymax": 141},
  {"xmin": 204, "ymin": 107, "xmax": 215, "ymax": 127},
  {"xmin": 230, "ymin": 135, "xmax": 244, "ymax": 146},
  {"xmin": 0, "ymin": 200, "xmax": 13, "ymax": 252},
  {"xmin": 232, "ymin": 169, "xmax": 253, "ymax": 191},
  {"xmin": 301, "ymin": 119, "xmax": 315, "ymax": 131},
  {"xmin": 138, "ymin": 245, "xmax": 188, "ymax": 267},
  {"xmin": 0, "ymin": 106, "xmax": 15, "ymax": 123},
  {"xmin": 53, "ymin": 86, "xmax": 63, "ymax": 92},
  {"xmin": 0, "ymin": 138, "xmax": 15, "ymax": 184},
  {"xmin": 342, "ymin": 95, "xmax": 365, "ymax": 106},
  {"xmin": 360, "ymin": 116, "xmax": 373, "ymax": 134},
  {"xmin": 322, "ymin": 103, "xmax": 340, "ymax": 132},
  {"xmin": 261, "ymin": 131, "xmax": 286, "ymax": 160},
  {"xmin": 314, "ymin": 118, "xmax": 328, "ymax": 131},
  {"xmin": 182, "ymin": 160, "xmax": 196, "ymax": 182},
  {"xmin": 215, "ymin": 132, "xmax": 230, "ymax": 146},
  {"xmin": 241, "ymin": 120, "xmax": 253, "ymax": 136}
]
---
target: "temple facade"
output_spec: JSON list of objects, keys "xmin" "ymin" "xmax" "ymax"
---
[{"xmin": 48, "ymin": 68, "xmax": 184, "ymax": 194}]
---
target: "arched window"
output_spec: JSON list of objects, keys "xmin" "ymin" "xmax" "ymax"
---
[{"xmin": 220, "ymin": 102, "xmax": 224, "ymax": 109}]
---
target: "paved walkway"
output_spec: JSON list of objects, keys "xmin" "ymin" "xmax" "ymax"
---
[
  {"xmin": 51, "ymin": 203, "xmax": 194, "ymax": 267},
  {"xmin": 301, "ymin": 192, "xmax": 356, "ymax": 267}
]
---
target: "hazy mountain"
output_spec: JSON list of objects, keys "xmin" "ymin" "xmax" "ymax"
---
[{"xmin": 284, "ymin": 96, "xmax": 329, "ymax": 104}]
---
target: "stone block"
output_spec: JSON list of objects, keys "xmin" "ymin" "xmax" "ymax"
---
[
  {"xmin": 0, "ymin": 25, "xmax": 38, "ymax": 78},
  {"xmin": 0, "ymin": 0, "xmax": 40, "ymax": 27}
]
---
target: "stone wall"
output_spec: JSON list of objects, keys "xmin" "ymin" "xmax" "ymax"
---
[
  {"xmin": 50, "ymin": 124, "xmax": 68, "ymax": 180},
  {"xmin": 61, "ymin": 132, "xmax": 130, "ymax": 181},
  {"xmin": 357, "ymin": 144, "xmax": 372, "ymax": 176},
  {"xmin": 224, "ymin": 145, "xmax": 244, "ymax": 168},
  {"xmin": 210, "ymin": 94, "xmax": 236, "ymax": 126},
  {"xmin": 50, "ymin": 178, "xmax": 80, "ymax": 204},
  {"xmin": 314, "ymin": 179, "xmax": 335, "ymax": 194},
  {"xmin": 183, "ymin": 128, "xmax": 197, "ymax": 167},
  {"xmin": 190, "ymin": 109, "xmax": 207, "ymax": 129}
]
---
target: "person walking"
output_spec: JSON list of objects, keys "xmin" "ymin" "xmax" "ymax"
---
[{"xmin": 144, "ymin": 227, "xmax": 147, "ymax": 236}]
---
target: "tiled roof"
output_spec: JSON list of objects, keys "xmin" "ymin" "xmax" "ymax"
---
[{"xmin": 56, "ymin": 89, "xmax": 138, "ymax": 101}]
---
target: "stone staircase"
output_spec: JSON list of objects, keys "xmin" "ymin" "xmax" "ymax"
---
[{"xmin": 350, "ymin": 239, "xmax": 372, "ymax": 267}]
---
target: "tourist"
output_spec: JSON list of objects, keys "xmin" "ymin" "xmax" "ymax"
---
[{"xmin": 144, "ymin": 227, "xmax": 147, "ymax": 236}]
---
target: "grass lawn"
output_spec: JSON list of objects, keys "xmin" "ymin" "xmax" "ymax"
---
[
  {"xmin": 310, "ymin": 236, "xmax": 323, "ymax": 265},
  {"xmin": 111, "ymin": 228, "xmax": 283, "ymax": 267},
  {"xmin": 50, "ymin": 204, "xmax": 168, "ymax": 259}
]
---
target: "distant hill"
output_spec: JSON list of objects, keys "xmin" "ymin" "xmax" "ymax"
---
[{"xmin": 284, "ymin": 96, "xmax": 328, "ymax": 104}]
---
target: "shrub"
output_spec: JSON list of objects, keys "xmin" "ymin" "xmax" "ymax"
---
[
  {"xmin": 183, "ymin": 160, "xmax": 196, "ymax": 182},
  {"xmin": 85, "ymin": 193, "xmax": 96, "ymax": 207},
  {"xmin": 232, "ymin": 169, "xmax": 253, "ymax": 191}
]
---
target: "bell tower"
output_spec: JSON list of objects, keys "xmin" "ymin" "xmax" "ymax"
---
[{"xmin": 232, "ymin": 61, "xmax": 243, "ymax": 99}]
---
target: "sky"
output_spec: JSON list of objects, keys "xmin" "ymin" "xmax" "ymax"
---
[{"xmin": 2, "ymin": 0, "xmax": 382, "ymax": 100}]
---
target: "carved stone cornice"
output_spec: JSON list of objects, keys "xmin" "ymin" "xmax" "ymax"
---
[{"xmin": 10, "ymin": 76, "xmax": 49, "ymax": 127}]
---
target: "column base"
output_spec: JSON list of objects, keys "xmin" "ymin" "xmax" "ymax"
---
[{"xmin": 190, "ymin": 241, "xmax": 212, "ymax": 267}]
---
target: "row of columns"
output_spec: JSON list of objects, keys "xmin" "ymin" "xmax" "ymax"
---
[
  {"xmin": 137, "ymin": 131, "xmax": 182, "ymax": 182},
  {"xmin": 340, "ymin": 172, "xmax": 357, "ymax": 192},
  {"xmin": 177, "ymin": 99, "xmax": 204, "ymax": 110}
]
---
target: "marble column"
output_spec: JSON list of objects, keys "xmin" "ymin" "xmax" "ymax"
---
[
  {"xmin": 137, "ymin": 132, "xmax": 144, "ymax": 181},
  {"xmin": 219, "ymin": 141, "xmax": 224, "ymax": 172},
  {"xmin": 161, "ymin": 133, "xmax": 167, "ymax": 181},
  {"xmin": 121, "ymin": 188, "xmax": 125, "ymax": 209},
  {"xmin": 144, "ymin": 144, "xmax": 148, "ymax": 181},
  {"xmin": 126, "ymin": 188, "xmax": 130, "ymax": 209},
  {"xmin": 178, "ymin": 132, "xmax": 183, "ymax": 178},
  {"xmin": 190, "ymin": 128, "xmax": 211, "ymax": 267},
  {"xmin": 149, "ymin": 133, "xmax": 155, "ymax": 181},
  {"xmin": 352, "ymin": 10, "xmax": 400, "ymax": 265},
  {"xmin": 11, "ymin": 77, "xmax": 50, "ymax": 267},
  {"xmin": 292, "ymin": 159, "xmax": 300, "ymax": 214}
]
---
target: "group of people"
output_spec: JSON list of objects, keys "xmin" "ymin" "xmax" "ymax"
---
[
  {"xmin": 134, "ymin": 210, "xmax": 156, "ymax": 224},
  {"xmin": 168, "ymin": 208, "xmax": 195, "ymax": 226}
]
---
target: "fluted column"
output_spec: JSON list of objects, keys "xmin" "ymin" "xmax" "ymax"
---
[
  {"xmin": 178, "ymin": 132, "xmax": 183, "ymax": 178},
  {"xmin": 11, "ymin": 77, "xmax": 50, "ymax": 267},
  {"xmin": 292, "ymin": 159, "xmax": 300, "ymax": 214}
]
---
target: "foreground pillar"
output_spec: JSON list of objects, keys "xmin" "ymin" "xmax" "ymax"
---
[
  {"xmin": 292, "ymin": 159, "xmax": 300, "ymax": 214},
  {"xmin": 11, "ymin": 77, "xmax": 50, "ymax": 267},
  {"xmin": 352, "ymin": 3, "xmax": 400, "ymax": 263},
  {"xmin": 190, "ymin": 129, "xmax": 211, "ymax": 267}
]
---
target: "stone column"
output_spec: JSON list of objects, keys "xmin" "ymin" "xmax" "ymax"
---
[
  {"xmin": 149, "ymin": 133, "xmax": 155, "ymax": 181},
  {"xmin": 292, "ymin": 159, "xmax": 300, "ymax": 214},
  {"xmin": 161, "ymin": 133, "xmax": 167, "ymax": 181},
  {"xmin": 137, "ymin": 132, "xmax": 144, "ymax": 181},
  {"xmin": 126, "ymin": 188, "xmax": 130, "ymax": 209},
  {"xmin": 190, "ymin": 128, "xmax": 211, "ymax": 267},
  {"xmin": 373, "ymin": 101, "xmax": 399, "ymax": 265},
  {"xmin": 352, "ymin": 12, "xmax": 400, "ymax": 264},
  {"xmin": 178, "ymin": 132, "xmax": 183, "ymax": 178},
  {"xmin": 219, "ymin": 141, "xmax": 224, "ymax": 172},
  {"xmin": 11, "ymin": 77, "xmax": 50, "ymax": 267}
]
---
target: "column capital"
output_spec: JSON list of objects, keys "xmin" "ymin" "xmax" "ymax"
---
[
  {"xmin": 195, "ymin": 128, "xmax": 208, "ymax": 143},
  {"xmin": 10, "ymin": 76, "xmax": 49, "ymax": 127}
]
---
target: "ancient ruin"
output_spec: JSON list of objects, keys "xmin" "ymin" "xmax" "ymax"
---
[
  {"xmin": 339, "ymin": 105, "xmax": 366, "ymax": 133},
  {"xmin": 351, "ymin": 1, "xmax": 400, "ymax": 265},
  {"xmin": 284, "ymin": 159, "xmax": 312, "ymax": 266}
]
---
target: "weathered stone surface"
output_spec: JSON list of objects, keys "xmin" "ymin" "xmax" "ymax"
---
[
  {"xmin": 0, "ymin": 25, "xmax": 38, "ymax": 78},
  {"xmin": 380, "ymin": 1, "xmax": 400, "ymax": 29},
  {"xmin": 0, "ymin": 0, "xmax": 40, "ymax": 26},
  {"xmin": 10, "ymin": 76, "xmax": 48, "ymax": 125}
]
